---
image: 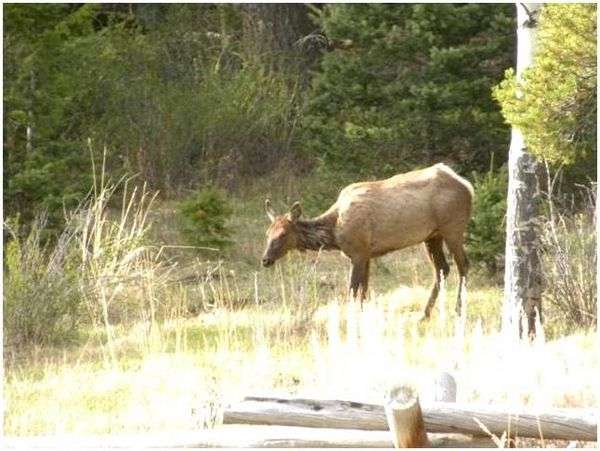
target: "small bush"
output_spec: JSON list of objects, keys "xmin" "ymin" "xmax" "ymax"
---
[
  {"xmin": 540, "ymin": 188, "xmax": 596, "ymax": 332},
  {"xmin": 3, "ymin": 168, "xmax": 175, "ymax": 351},
  {"xmin": 3, "ymin": 215, "xmax": 83, "ymax": 348},
  {"xmin": 178, "ymin": 188, "xmax": 233, "ymax": 250},
  {"xmin": 467, "ymin": 165, "xmax": 508, "ymax": 274}
]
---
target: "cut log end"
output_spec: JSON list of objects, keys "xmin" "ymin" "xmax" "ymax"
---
[
  {"xmin": 387, "ymin": 385, "xmax": 419, "ymax": 408},
  {"xmin": 385, "ymin": 384, "xmax": 430, "ymax": 448}
]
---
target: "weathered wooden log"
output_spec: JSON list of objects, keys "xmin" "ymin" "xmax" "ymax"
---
[
  {"xmin": 385, "ymin": 384, "xmax": 430, "ymax": 447},
  {"xmin": 223, "ymin": 396, "xmax": 597, "ymax": 441},
  {"xmin": 2, "ymin": 426, "xmax": 495, "ymax": 448}
]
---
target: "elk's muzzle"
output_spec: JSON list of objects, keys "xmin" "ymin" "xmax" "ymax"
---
[{"xmin": 261, "ymin": 257, "xmax": 274, "ymax": 267}]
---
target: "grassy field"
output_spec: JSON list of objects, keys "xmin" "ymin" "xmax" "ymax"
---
[{"xmin": 3, "ymin": 181, "xmax": 598, "ymax": 439}]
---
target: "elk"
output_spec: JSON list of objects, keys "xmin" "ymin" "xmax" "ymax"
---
[{"xmin": 261, "ymin": 163, "xmax": 473, "ymax": 319}]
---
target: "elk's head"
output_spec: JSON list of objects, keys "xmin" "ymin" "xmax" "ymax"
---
[{"xmin": 262, "ymin": 199, "xmax": 302, "ymax": 267}]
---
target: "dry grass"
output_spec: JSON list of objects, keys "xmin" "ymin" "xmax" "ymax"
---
[
  {"xmin": 3, "ymin": 179, "xmax": 598, "ymax": 440},
  {"xmin": 4, "ymin": 252, "xmax": 597, "ymax": 436}
]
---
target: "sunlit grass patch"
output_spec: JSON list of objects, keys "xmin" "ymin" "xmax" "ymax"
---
[
  {"xmin": 4, "ymin": 186, "xmax": 597, "ymax": 438},
  {"xmin": 4, "ymin": 280, "xmax": 597, "ymax": 436},
  {"xmin": 6, "ymin": 365, "xmax": 132, "ymax": 435}
]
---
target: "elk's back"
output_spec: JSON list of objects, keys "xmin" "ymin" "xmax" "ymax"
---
[{"xmin": 333, "ymin": 164, "xmax": 472, "ymax": 257}]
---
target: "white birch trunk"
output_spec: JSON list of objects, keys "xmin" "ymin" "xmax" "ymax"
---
[
  {"xmin": 26, "ymin": 69, "xmax": 35, "ymax": 153},
  {"xmin": 502, "ymin": 3, "xmax": 544, "ymax": 339}
]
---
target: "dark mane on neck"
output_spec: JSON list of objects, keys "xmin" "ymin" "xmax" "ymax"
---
[{"xmin": 294, "ymin": 214, "xmax": 339, "ymax": 251}]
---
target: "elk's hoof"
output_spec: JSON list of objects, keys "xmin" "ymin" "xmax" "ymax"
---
[{"xmin": 420, "ymin": 312, "xmax": 431, "ymax": 322}]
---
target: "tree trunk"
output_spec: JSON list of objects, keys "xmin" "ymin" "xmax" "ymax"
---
[
  {"xmin": 240, "ymin": 4, "xmax": 317, "ymax": 81},
  {"xmin": 26, "ymin": 69, "xmax": 35, "ymax": 154},
  {"xmin": 502, "ymin": 2, "xmax": 544, "ymax": 339}
]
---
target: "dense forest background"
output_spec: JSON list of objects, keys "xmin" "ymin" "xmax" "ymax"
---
[{"xmin": 4, "ymin": 4, "xmax": 596, "ymax": 222}]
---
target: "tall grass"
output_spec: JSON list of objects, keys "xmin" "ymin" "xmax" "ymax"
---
[
  {"xmin": 5, "ymin": 271, "xmax": 597, "ymax": 437},
  {"xmin": 4, "ymin": 214, "xmax": 82, "ymax": 349},
  {"xmin": 539, "ymin": 185, "xmax": 597, "ymax": 334},
  {"xmin": 4, "ymin": 169, "xmax": 598, "ymax": 438},
  {"xmin": 77, "ymin": 175, "xmax": 170, "ymax": 363},
  {"xmin": 3, "ymin": 160, "xmax": 176, "ymax": 360}
]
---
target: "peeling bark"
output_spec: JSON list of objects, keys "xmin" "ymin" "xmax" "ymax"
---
[{"xmin": 502, "ymin": 3, "xmax": 544, "ymax": 339}]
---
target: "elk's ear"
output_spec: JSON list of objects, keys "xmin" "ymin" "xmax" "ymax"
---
[
  {"xmin": 265, "ymin": 199, "xmax": 276, "ymax": 223},
  {"xmin": 290, "ymin": 201, "xmax": 302, "ymax": 222}
]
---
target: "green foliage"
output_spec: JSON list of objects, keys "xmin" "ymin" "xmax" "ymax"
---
[
  {"xmin": 3, "ymin": 216, "xmax": 83, "ymax": 348},
  {"xmin": 7, "ymin": 142, "xmax": 94, "ymax": 235},
  {"xmin": 303, "ymin": 4, "xmax": 515, "ymax": 177},
  {"xmin": 493, "ymin": 4, "xmax": 597, "ymax": 167},
  {"xmin": 87, "ymin": 6, "xmax": 302, "ymax": 191},
  {"xmin": 467, "ymin": 165, "xmax": 508, "ymax": 274},
  {"xmin": 4, "ymin": 4, "xmax": 103, "ymax": 231},
  {"xmin": 178, "ymin": 188, "xmax": 233, "ymax": 250},
  {"xmin": 299, "ymin": 164, "xmax": 358, "ymax": 216},
  {"xmin": 4, "ymin": 4, "xmax": 303, "ymax": 237}
]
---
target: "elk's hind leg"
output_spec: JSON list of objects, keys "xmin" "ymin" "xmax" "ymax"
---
[
  {"xmin": 423, "ymin": 237, "xmax": 450, "ymax": 320},
  {"xmin": 349, "ymin": 258, "xmax": 370, "ymax": 308},
  {"xmin": 444, "ymin": 236, "xmax": 469, "ymax": 315}
]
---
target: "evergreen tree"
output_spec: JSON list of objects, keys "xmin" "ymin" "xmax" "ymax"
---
[
  {"xmin": 494, "ymin": 4, "xmax": 596, "ymax": 169},
  {"xmin": 4, "ymin": 4, "xmax": 103, "ymax": 231},
  {"xmin": 303, "ymin": 4, "xmax": 515, "ymax": 177}
]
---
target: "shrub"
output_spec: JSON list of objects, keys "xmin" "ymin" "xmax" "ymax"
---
[
  {"xmin": 3, "ymin": 215, "xmax": 83, "ymax": 348},
  {"xmin": 4, "ymin": 5, "xmax": 305, "ymax": 231},
  {"xmin": 3, "ymin": 168, "xmax": 175, "ymax": 352},
  {"xmin": 540, "ymin": 187, "xmax": 596, "ymax": 332},
  {"xmin": 177, "ymin": 188, "xmax": 233, "ymax": 250},
  {"xmin": 300, "ymin": 165, "xmax": 357, "ymax": 216},
  {"xmin": 466, "ymin": 165, "xmax": 508, "ymax": 274}
]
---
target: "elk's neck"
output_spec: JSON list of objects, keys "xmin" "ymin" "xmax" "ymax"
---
[{"xmin": 295, "ymin": 215, "xmax": 339, "ymax": 252}]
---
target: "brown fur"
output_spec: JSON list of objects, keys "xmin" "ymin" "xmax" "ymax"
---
[{"xmin": 262, "ymin": 163, "xmax": 473, "ymax": 318}]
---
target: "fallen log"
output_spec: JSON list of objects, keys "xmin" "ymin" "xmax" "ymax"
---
[{"xmin": 223, "ymin": 396, "xmax": 597, "ymax": 442}]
